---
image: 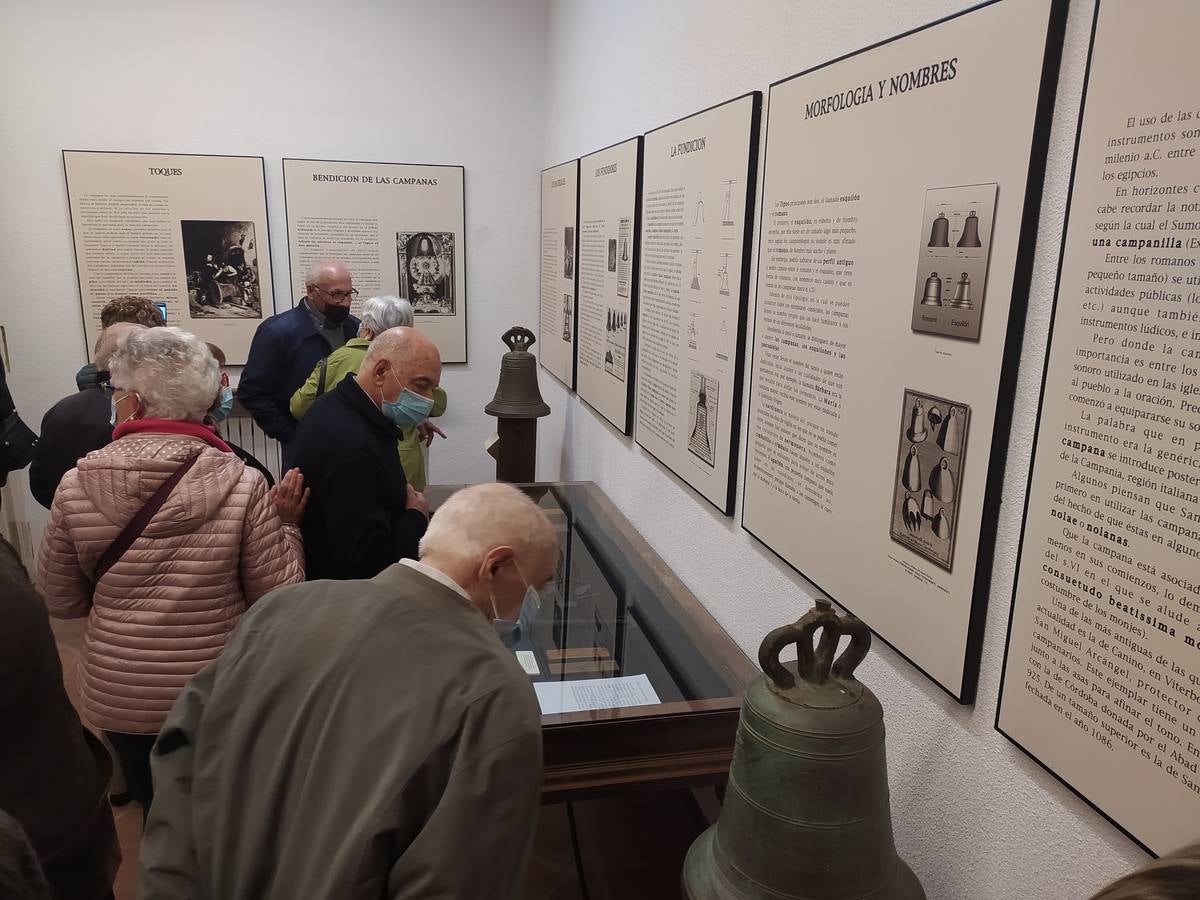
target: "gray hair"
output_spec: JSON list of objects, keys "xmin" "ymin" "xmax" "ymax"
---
[
  {"xmin": 108, "ymin": 327, "xmax": 219, "ymax": 422},
  {"xmin": 304, "ymin": 259, "xmax": 346, "ymax": 287},
  {"xmin": 359, "ymin": 295, "xmax": 413, "ymax": 338},
  {"xmin": 420, "ymin": 483, "xmax": 557, "ymax": 567}
]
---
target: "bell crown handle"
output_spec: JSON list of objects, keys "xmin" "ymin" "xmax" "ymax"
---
[
  {"xmin": 758, "ymin": 599, "xmax": 871, "ymax": 690},
  {"xmin": 502, "ymin": 326, "xmax": 536, "ymax": 352}
]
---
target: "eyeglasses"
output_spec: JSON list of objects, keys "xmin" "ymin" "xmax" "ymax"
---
[{"xmin": 321, "ymin": 287, "xmax": 358, "ymax": 302}]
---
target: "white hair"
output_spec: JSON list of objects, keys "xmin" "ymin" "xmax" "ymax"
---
[
  {"xmin": 420, "ymin": 483, "xmax": 557, "ymax": 567},
  {"xmin": 108, "ymin": 327, "xmax": 219, "ymax": 422},
  {"xmin": 359, "ymin": 295, "xmax": 413, "ymax": 338}
]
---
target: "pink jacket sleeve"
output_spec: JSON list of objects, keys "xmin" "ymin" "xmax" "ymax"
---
[
  {"xmin": 239, "ymin": 475, "xmax": 305, "ymax": 604},
  {"xmin": 37, "ymin": 491, "xmax": 93, "ymax": 619}
]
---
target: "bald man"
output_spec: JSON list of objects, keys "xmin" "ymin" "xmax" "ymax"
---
[
  {"xmin": 140, "ymin": 483, "xmax": 556, "ymax": 900},
  {"xmin": 29, "ymin": 322, "xmax": 145, "ymax": 508},
  {"xmin": 290, "ymin": 327, "xmax": 441, "ymax": 580},
  {"xmin": 238, "ymin": 260, "xmax": 360, "ymax": 465}
]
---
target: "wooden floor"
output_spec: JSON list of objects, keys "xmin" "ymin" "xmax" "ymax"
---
[{"xmin": 53, "ymin": 620, "xmax": 710, "ymax": 899}]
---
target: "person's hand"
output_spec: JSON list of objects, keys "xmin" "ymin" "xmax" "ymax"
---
[
  {"xmin": 271, "ymin": 468, "xmax": 310, "ymax": 526},
  {"xmin": 417, "ymin": 420, "xmax": 447, "ymax": 448},
  {"xmin": 406, "ymin": 484, "xmax": 430, "ymax": 519}
]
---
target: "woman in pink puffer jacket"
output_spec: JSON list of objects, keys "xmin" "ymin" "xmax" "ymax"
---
[{"xmin": 37, "ymin": 327, "xmax": 308, "ymax": 820}]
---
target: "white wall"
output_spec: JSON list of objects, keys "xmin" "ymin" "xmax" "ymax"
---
[
  {"xmin": 540, "ymin": 0, "xmax": 1150, "ymax": 897},
  {"xmin": 0, "ymin": 0, "xmax": 550, "ymax": 553}
]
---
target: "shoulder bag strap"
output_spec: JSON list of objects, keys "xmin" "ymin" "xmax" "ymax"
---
[
  {"xmin": 316, "ymin": 356, "xmax": 329, "ymax": 398},
  {"xmin": 93, "ymin": 454, "xmax": 200, "ymax": 585}
]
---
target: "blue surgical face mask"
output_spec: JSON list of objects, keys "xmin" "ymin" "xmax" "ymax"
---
[
  {"xmin": 381, "ymin": 368, "xmax": 434, "ymax": 429},
  {"xmin": 492, "ymin": 561, "xmax": 541, "ymax": 648},
  {"xmin": 209, "ymin": 386, "xmax": 235, "ymax": 424}
]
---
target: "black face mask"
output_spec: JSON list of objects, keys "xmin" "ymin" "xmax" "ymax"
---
[{"xmin": 324, "ymin": 304, "xmax": 351, "ymax": 326}]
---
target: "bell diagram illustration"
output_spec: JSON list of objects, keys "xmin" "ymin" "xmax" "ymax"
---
[
  {"xmin": 687, "ymin": 313, "xmax": 698, "ymax": 351},
  {"xmin": 687, "ymin": 371, "xmax": 719, "ymax": 468},
  {"xmin": 617, "ymin": 217, "xmax": 633, "ymax": 299},
  {"xmin": 716, "ymin": 320, "xmax": 730, "ymax": 362},
  {"xmin": 911, "ymin": 183, "xmax": 997, "ymax": 342},
  {"xmin": 690, "ymin": 249, "xmax": 702, "ymax": 291},
  {"xmin": 717, "ymin": 253, "xmax": 731, "ymax": 296},
  {"xmin": 889, "ymin": 388, "xmax": 971, "ymax": 571},
  {"xmin": 694, "ymin": 192, "xmax": 705, "ymax": 226},
  {"xmin": 561, "ymin": 293, "xmax": 572, "ymax": 342},
  {"xmin": 604, "ymin": 308, "xmax": 628, "ymax": 382},
  {"xmin": 721, "ymin": 179, "xmax": 737, "ymax": 226}
]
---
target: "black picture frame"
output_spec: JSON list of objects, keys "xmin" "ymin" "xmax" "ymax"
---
[
  {"xmin": 62, "ymin": 148, "xmax": 276, "ymax": 366},
  {"xmin": 738, "ymin": 0, "xmax": 1070, "ymax": 704},
  {"xmin": 994, "ymin": 0, "xmax": 1181, "ymax": 857},
  {"xmin": 576, "ymin": 135, "xmax": 644, "ymax": 437},
  {"xmin": 633, "ymin": 91, "xmax": 763, "ymax": 518},
  {"xmin": 281, "ymin": 157, "xmax": 469, "ymax": 364},
  {"xmin": 538, "ymin": 157, "xmax": 581, "ymax": 392}
]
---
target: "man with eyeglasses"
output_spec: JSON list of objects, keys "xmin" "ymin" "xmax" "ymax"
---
[
  {"xmin": 28, "ymin": 322, "xmax": 145, "ymax": 509},
  {"xmin": 238, "ymin": 260, "xmax": 361, "ymax": 467}
]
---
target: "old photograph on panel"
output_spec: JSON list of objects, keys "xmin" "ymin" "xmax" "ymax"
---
[
  {"xmin": 910, "ymin": 183, "xmax": 997, "ymax": 341},
  {"xmin": 608, "ymin": 238, "xmax": 618, "ymax": 273},
  {"xmin": 398, "ymin": 231, "xmax": 455, "ymax": 315},
  {"xmin": 889, "ymin": 388, "xmax": 970, "ymax": 571},
  {"xmin": 182, "ymin": 220, "xmax": 262, "ymax": 319},
  {"xmin": 564, "ymin": 226, "xmax": 575, "ymax": 279},
  {"xmin": 617, "ymin": 217, "xmax": 632, "ymax": 299},
  {"xmin": 687, "ymin": 371, "xmax": 719, "ymax": 468},
  {"xmin": 604, "ymin": 308, "xmax": 627, "ymax": 382}
]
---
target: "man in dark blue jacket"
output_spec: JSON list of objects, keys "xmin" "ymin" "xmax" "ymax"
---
[
  {"xmin": 237, "ymin": 260, "xmax": 360, "ymax": 467},
  {"xmin": 290, "ymin": 327, "xmax": 438, "ymax": 581}
]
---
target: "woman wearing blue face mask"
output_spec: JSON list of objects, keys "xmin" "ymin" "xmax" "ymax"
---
[{"xmin": 204, "ymin": 343, "xmax": 274, "ymax": 488}]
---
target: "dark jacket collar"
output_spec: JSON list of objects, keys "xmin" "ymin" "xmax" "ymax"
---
[
  {"xmin": 291, "ymin": 298, "xmax": 358, "ymax": 342},
  {"xmin": 334, "ymin": 373, "xmax": 401, "ymax": 441}
]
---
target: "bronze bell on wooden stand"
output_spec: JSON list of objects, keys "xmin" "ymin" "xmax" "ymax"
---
[
  {"xmin": 682, "ymin": 599, "xmax": 925, "ymax": 899},
  {"xmin": 485, "ymin": 326, "xmax": 550, "ymax": 483}
]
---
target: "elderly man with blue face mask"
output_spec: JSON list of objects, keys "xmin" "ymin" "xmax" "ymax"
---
[{"xmin": 289, "ymin": 326, "xmax": 441, "ymax": 580}]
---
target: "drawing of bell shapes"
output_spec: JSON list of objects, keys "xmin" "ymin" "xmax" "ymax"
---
[
  {"xmin": 949, "ymin": 272, "xmax": 973, "ymax": 309},
  {"xmin": 928, "ymin": 213, "xmax": 950, "ymax": 247},
  {"xmin": 957, "ymin": 210, "xmax": 982, "ymax": 248},
  {"xmin": 930, "ymin": 457, "xmax": 956, "ymax": 503},
  {"xmin": 921, "ymin": 271, "xmax": 943, "ymax": 306},
  {"xmin": 621, "ymin": 238, "xmax": 629, "ymax": 261},
  {"xmin": 937, "ymin": 407, "xmax": 964, "ymax": 453},
  {"xmin": 921, "ymin": 489, "xmax": 936, "ymax": 519},
  {"xmin": 932, "ymin": 507, "xmax": 951, "ymax": 539},
  {"xmin": 906, "ymin": 400, "xmax": 927, "ymax": 443},
  {"xmin": 901, "ymin": 445, "xmax": 921, "ymax": 492}
]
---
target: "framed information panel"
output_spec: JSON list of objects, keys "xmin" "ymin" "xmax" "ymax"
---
[
  {"xmin": 998, "ymin": 0, "xmax": 1200, "ymax": 855},
  {"xmin": 539, "ymin": 160, "xmax": 580, "ymax": 389},
  {"xmin": 576, "ymin": 137, "xmax": 643, "ymax": 435},
  {"xmin": 634, "ymin": 93, "xmax": 762, "ymax": 516},
  {"xmin": 282, "ymin": 158, "xmax": 467, "ymax": 363},
  {"xmin": 741, "ymin": 0, "xmax": 1067, "ymax": 702},
  {"xmin": 64, "ymin": 150, "xmax": 275, "ymax": 365}
]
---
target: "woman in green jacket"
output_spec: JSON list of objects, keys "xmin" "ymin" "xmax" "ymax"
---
[{"xmin": 290, "ymin": 295, "xmax": 447, "ymax": 490}]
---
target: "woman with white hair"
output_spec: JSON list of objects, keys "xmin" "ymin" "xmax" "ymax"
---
[
  {"xmin": 37, "ymin": 327, "xmax": 308, "ymax": 821},
  {"xmin": 290, "ymin": 295, "xmax": 448, "ymax": 490}
]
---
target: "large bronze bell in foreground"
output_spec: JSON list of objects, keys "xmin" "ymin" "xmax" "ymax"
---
[
  {"xmin": 683, "ymin": 599, "xmax": 924, "ymax": 899},
  {"xmin": 485, "ymin": 326, "xmax": 551, "ymax": 419}
]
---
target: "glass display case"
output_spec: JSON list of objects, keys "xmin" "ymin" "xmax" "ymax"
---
[{"xmin": 427, "ymin": 481, "xmax": 756, "ymax": 801}]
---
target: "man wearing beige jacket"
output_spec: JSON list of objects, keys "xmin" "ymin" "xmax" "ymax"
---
[{"xmin": 140, "ymin": 482, "xmax": 557, "ymax": 900}]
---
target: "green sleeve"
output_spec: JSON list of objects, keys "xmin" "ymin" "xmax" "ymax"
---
[
  {"xmin": 431, "ymin": 386, "xmax": 448, "ymax": 419},
  {"xmin": 289, "ymin": 361, "xmax": 324, "ymax": 420}
]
